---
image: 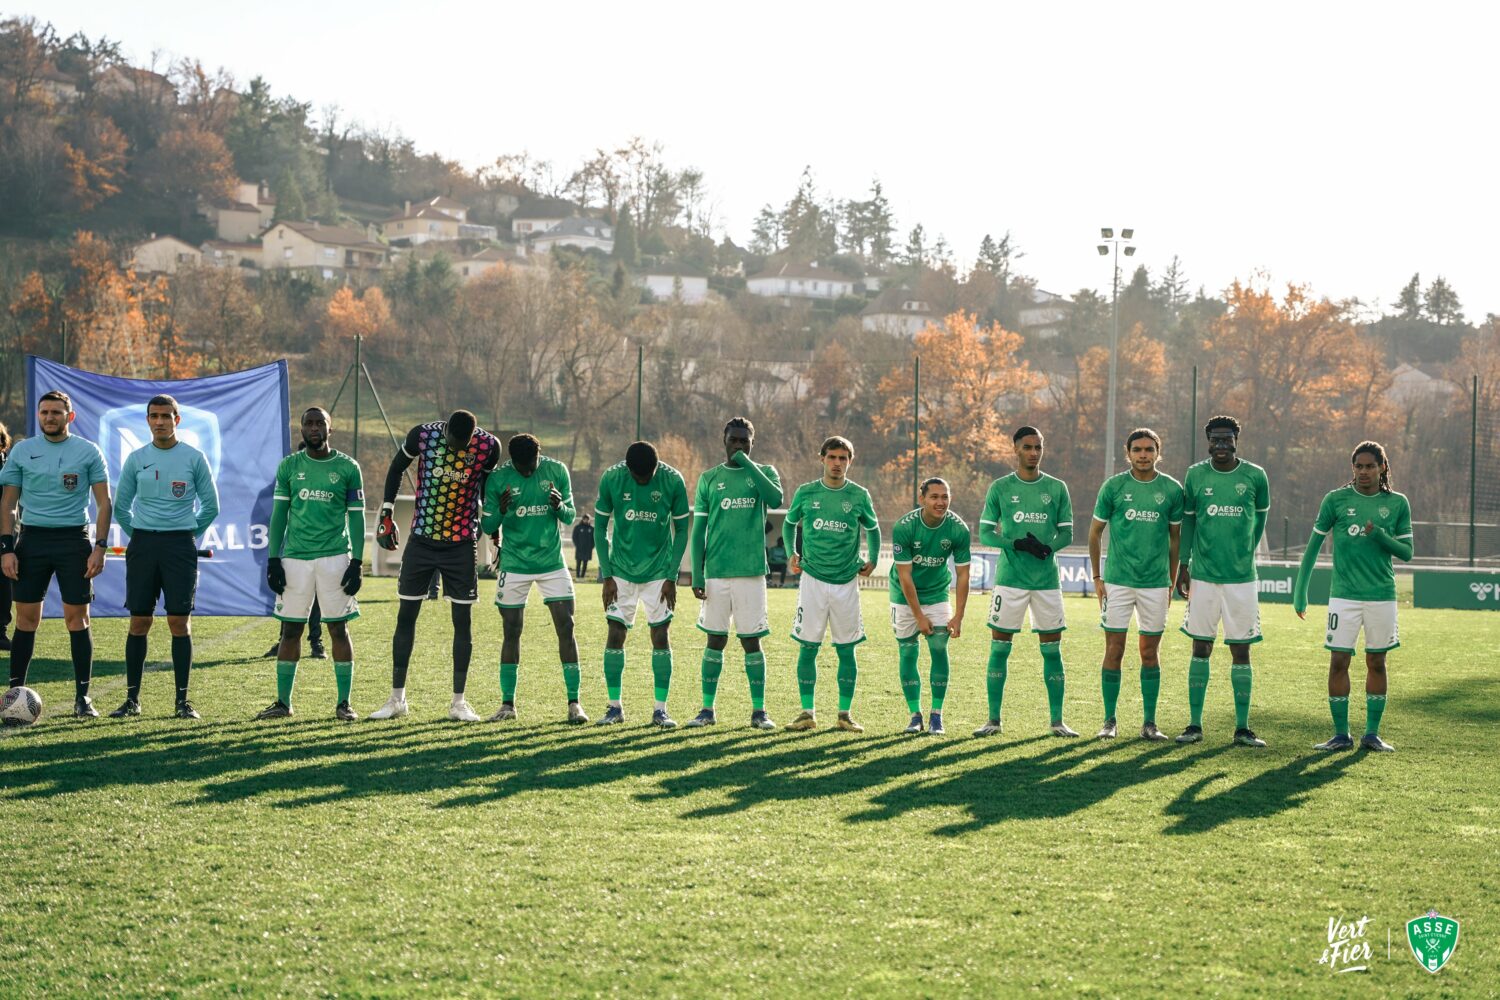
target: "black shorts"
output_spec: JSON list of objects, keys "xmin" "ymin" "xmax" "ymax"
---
[
  {"xmin": 13, "ymin": 525, "xmax": 93, "ymax": 606},
  {"xmin": 398, "ymin": 535, "xmax": 478, "ymax": 603},
  {"xmin": 125, "ymin": 530, "xmax": 199, "ymax": 616}
]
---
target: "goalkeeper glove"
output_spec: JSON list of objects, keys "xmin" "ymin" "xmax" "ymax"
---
[
  {"xmin": 1014, "ymin": 532, "xmax": 1052, "ymax": 560},
  {"xmin": 377, "ymin": 503, "xmax": 399, "ymax": 551},
  {"xmin": 340, "ymin": 559, "xmax": 363, "ymax": 596},
  {"xmin": 266, "ymin": 556, "xmax": 286, "ymax": 594}
]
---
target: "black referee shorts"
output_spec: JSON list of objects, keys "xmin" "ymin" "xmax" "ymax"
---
[
  {"xmin": 13, "ymin": 525, "xmax": 93, "ymax": 606},
  {"xmin": 398, "ymin": 535, "xmax": 478, "ymax": 603},
  {"xmin": 125, "ymin": 529, "xmax": 199, "ymax": 616}
]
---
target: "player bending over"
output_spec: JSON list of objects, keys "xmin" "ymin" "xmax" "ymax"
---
[{"xmin": 890, "ymin": 477, "xmax": 970, "ymax": 735}]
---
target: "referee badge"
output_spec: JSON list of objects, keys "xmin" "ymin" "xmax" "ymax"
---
[
  {"xmin": 172, "ymin": 481, "xmax": 187, "ymax": 498},
  {"xmin": 62, "ymin": 473, "xmax": 78, "ymax": 491}
]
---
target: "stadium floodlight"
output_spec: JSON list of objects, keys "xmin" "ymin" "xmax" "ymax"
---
[{"xmin": 1096, "ymin": 226, "xmax": 1139, "ymax": 478}]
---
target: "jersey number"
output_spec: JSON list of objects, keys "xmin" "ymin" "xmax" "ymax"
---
[{"xmin": 1326, "ymin": 612, "xmax": 1338, "ymax": 631}]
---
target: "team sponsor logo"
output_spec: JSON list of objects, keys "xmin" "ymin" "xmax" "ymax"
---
[
  {"xmin": 1125, "ymin": 509, "xmax": 1161, "ymax": 522},
  {"xmin": 715, "ymin": 482, "xmax": 727, "ymax": 491},
  {"xmin": 1346, "ymin": 507, "xmax": 1357, "ymax": 516},
  {"xmin": 912, "ymin": 555, "xmax": 948, "ymax": 567},
  {"xmin": 811, "ymin": 501, "xmax": 821, "ymax": 510},
  {"xmin": 1469, "ymin": 582, "xmax": 1496, "ymax": 601},
  {"xmin": 811, "ymin": 518, "xmax": 850, "ymax": 532},
  {"xmin": 1203, "ymin": 487, "xmax": 1214, "ymax": 496},
  {"xmin": 622, "ymin": 492, "xmax": 632, "ymax": 501},
  {"xmin": 1204, "ymin": 503, "xmax": 1246, "ymax": 517},
  {"xmin": 623, "ymin": 509, "xmax": 659, "ymax": 523},
  {"xmin": 1407, "ymin": 911, "xmax": 1459, "ymax": 974},
  {"xmin": 719, "ymin": 496, "xmax": 757, "ymax": 511},
  {"xmin": 1123, "ymin": 493, "xmax": 1133, "ymax": 501},
  {"xmin": 434, "ymin": 465, "xmax": 470, "ymax": 484},
  {"xmin": 62, "ymin": 473, "xmax": 78, "ymax": 491},
  {"xmin": 1258, "ymin": 577, "xmax": 1292, "ymax": 594},
  {"xmin": 298, "ymin": 487, "xmax": 338, "ymax": 502},
  {"xmin": 1347, "ymin": 524, "xmax": 1363, "ymax": 536},
  {"xmin": 1319, "ymin": 914, "xmax": 1372, "ymax": 973},
  {"xmin": 513, "ymin": 504, "xmax": 551, "ymax": 517},
  {"xmin": 171, "ymin": 480, "xmax": 187, "ymax": 499},
  {"xmin": 296, "ymin": 472, "xmax": 306, "ymax": 480},
  {"xmin": 1012, "ymin": 511, "xmax": 1049, "ymax": 524},
  {"xmin": 1010, "ymin": 495, "xmax": 1019, "ymax": 503}
]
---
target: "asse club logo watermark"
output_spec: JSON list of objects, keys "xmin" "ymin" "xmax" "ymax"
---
[{"xmin": 1317, "ymin": 909, "xmax": 1460, "ymax": 975}]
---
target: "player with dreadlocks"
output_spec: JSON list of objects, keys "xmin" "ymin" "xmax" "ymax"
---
[{"xmin": 1295, "ymin": 441, "xmax": 1411, "ymax": 752}]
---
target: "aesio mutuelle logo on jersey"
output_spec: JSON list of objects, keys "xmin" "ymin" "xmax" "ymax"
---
[
  {"xmin": 1012, "ymin": 511, "xmax": 1049, "ymax": 524},
  {"xmin": 719, "ymin": 497, "xmax": 757, "ymax": 511},
  {"xmin": 1125, "ymin": 509, "xmax": 1161, "ymax": 522},
  {"xmin": 624, "ymin": 509, "xmax": 659, "ymax": 523},
  {"xmin": 297, "ymin": 487, "xmax": 338, "ymax": 503},
  {"xmin": 912, "ymin": 554, "xmax": 947, "ymax": 567},
  {"xmin": 811, "ymin": 517, "xmax": 850, "ymax": 532},
  {"xmin": 513, "ymin": 504, "xmax": 551, "ymax": 518},
  {"xmin": 1205, "ymin": 503, "xmax": 1246, "ymax": 517}
]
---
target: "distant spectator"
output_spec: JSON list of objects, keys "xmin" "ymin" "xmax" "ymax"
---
[
  {"xmin": 767, "ymin": 540, "xmax": 788, "ymax": 587},
  {"xmin": 572, "ymin": 514, "xmax": 595, "ymax": 579}
]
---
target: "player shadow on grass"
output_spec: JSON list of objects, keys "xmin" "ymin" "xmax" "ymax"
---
[
  {"xmin": 844, "ymin": 738, "xmax": 1231, "ymax": 836},
  {"xmin": 1160, "ymin": 751, "xmax": 1362, "ymax": 836},
  {"xmin": 1400, "ymin": 674, "xmax": 1500, "ymax": 726}
]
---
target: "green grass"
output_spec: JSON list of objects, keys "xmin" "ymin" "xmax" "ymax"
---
[{"xmin": 3, "ymin": 581, "xmax": 1494, "ymax": 998}]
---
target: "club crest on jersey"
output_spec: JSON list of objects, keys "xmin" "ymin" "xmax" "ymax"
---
[
  {"xmin": 940, "ymin": 538, "xmax": 952, "ymax": 550},
  {"xmin": 1378, "ymin": 506, "xmax": 1390, "ymax": 519},
  {"xmin": 542, "ymin": 480, "xmax": 554, "ymax": 492},
  {"xmin": 1235, "ymin": 483, "xmax": 1248, "ymax": 496},
  {"xmin": 1154, "ymin": 492, "xmax": 1165, "ymax": 504},
  {"xmin": 171, "ymin": 481, "xmax": 187, "ymax": 498},
  {"xmin": 651, "ymin": 491, "xmax": 662, "ymax": 502},
  {"xmin": 1041, "ymin": 493, "xmax": 1052, "ymax": 505},
  {"xmin": 842, "ymin": 501, "xmax": 853, "ymax": 513},
  {"xmin": 62, "ymin": 473, "xmax": 78, "ymax": 491},
  {"xmin": 328, "ymin": 472, "xmax": 339, "ymax": 484}
]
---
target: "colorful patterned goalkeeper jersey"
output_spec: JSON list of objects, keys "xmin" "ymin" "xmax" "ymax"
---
[{"xmin": 402, "ymin": 421, "xmax": 500, "ymax": 542}]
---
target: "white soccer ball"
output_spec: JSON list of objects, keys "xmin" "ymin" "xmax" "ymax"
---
[{"xmin": 1, "ymin": 686, "xmax": 43, "ymax": 727}]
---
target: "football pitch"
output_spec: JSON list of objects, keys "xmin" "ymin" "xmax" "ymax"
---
[{"xmin": 3, "ymin": 580, "xmax": 1494, "ymax": 997}]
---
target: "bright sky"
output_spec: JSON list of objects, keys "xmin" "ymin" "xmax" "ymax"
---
[{"xmin": 44, "ymin": 0, "xmax": 1500, "ymax": 317}]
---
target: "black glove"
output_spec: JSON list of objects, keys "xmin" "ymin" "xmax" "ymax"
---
[
  {"xmin": 1014, "ymin": 532, "xmax": 1051, "ymax": 560},
  {"xmin": 377, "ymin": 506, "xmax": 399, "ymax": 551},
  {"xmin": 266, "ymin": 556, "xmax": 286, "ymax": 594},
  {"xmin": 340, "ymin": 559, "xmax": 363, "ymax": 596}
]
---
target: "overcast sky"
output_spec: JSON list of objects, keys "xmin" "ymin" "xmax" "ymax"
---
[{"xmin": 42, "ymin": 1, "xmax": 1500, "ymax": 317}]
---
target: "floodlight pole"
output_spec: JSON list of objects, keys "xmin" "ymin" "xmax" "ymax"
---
[
  {"xmin": 635, "ymin": 344, "xmax": 643, "ymax": 441},
  {"xmin": 912, "ymin": 356, "xmax": 921, "ymax": 508},
  {"xmin": 1096, "ymin": 229, "xmax": 1136, "ymax": 479}
]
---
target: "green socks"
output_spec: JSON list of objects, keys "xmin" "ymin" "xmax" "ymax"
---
[
  {"xmin": 1329, "ymin": 695, "xmax": 1350, "ymax": 736},
  {"xmin": 1230, "ymin": 661, "xmax": 1252, "ymax": 729},
  {"xmin": 701, "ymin": 647, "xmax": 723, "ymax": 707},
  {"xmin": 500, "ymin": 662, "xmax": 518, "ymax": 702},
  {"xmin": 926, "ymin": 629, "xmax": 949, "ymax": 711},
  {"xmin": 1101, "ymin": 668, "xmax": 1121, "ymax": 720},
  {"xmin": 986, "ymin": 640, "xmax": 1011, "ymax": 722},
  {"xmin": 745, "ymin": 651, "xmax": 766, "ymax": 710},
  {"xmin": 334, "ymin": 660, "xmax": 352, "ymax": 704},
  {"xmin": 603, "ymin": 647, "xmax": 625, "ymax": 703},
  {"xmin": 562, "ymin": 662, "xmax": 581, "ymax": 702},
  {"xmin": 1140, "ymin": 665, "xmax": 1161, "ymax": 724},
  {"xmin": 796, "ymin": 643, "xmax": 819, "ymax": 711},
  {"xmin": 651, "ymin": 648, "xmax": 672, "ymax": 704},
  {"xmin": 276, "ymin": 660, "xmax": 297, "ymax": 706},
  {"xmin": 835, "ymin": 643, "xmax": 857, "ymax": 712},
  {"xmin": 1364, "ymin": 693, "xmax": 1385, "ymax": 736},
  {"xmin": 1187, "ymin": 656, "xmax": 1211, "ymax": 727},
  {"xmin": 1040, "ymin": 641, "xmax": 1065, "ymax": 726},
  {"xmin": 897, "ymin": 639, "xmax": 921, "ymax": 713}
]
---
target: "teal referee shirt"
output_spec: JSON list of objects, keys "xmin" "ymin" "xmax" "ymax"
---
[
  {"xmin": 114, "ymin": 441, "xmax": 220, "ymax": 536},
  {"xmin": 0, "ymin": 434, "xmax": 108, "ymax": 527}
]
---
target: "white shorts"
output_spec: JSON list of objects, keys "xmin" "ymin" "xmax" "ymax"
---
[
  {"xmin": 890, "ymin": 601, "xmax": 951, "ymax": 641},
  {"xmin": 987, "ymin": 586, "xmax": 1066, "ymax": 634},
  {"xmin": 696, "ymin": 576, "xmax": 769, "ymax": 638},
  {"xmin": 606, "ymin": 577, "xmax": 674, "ymax": 629},
  {"xmin": 1180, "ymin": 580, "xmax": 1262, "ymax": 644},
  {"xmin": 274, "ymin": 554, "xmax": 359, "ymax": 623},
  {"xmin": 1325, "ymin": 598, "xmax": 1399, "ymax": 653},
  {"xmin": 1100, "ymin": 585, "xmax": 1170, "ymax": 635},
  {"xmin": 791, "ymin": 576, "xmax": 865, "ymax": 646},
  {"xmin": 496, "ymin": 567, "xmax": 575, "ymax": 608}
]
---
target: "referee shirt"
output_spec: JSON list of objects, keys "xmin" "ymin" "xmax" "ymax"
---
[
  {"xmin": 0, "ymin": 434, "xmax": 108, "ymax": 527},
  {"xmin": 114, "ymin": 441, "xmax": 219, "ymax": 536}
]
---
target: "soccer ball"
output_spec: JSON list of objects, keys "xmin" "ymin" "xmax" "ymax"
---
[{"xmin": 1, "ymin": 686, "xmax": 43, "ymax": 727}]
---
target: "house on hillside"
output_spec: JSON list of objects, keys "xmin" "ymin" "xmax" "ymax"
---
[
  {"xmin": 201, "ymin": 240, "xmax": 262, "ymax": 273},
  {"xmin": 860, "ymin": 285, "xmax": 936, "ymax": 337},
  {"xmin": 261, "ymin": 221, "xmax": 388, "ymax": 279},
  {"xmin": 1387, "ymin": 363, "xmax": 1460, "ymax": 407},
  {"xmin": 745, "ymin": 260, "xmax": 857, "ymax": 302},
  {"xmin": 510, "ymin": 198, "xmax": 580, "ymax": 236},
  {"xmin": 37, "ymin": 66, "xmax": 80, "ymax": 104},
  {"xmin": 381, "ymin": 197, "xmax": 498, "ymax": 245},
  {"xmin": 531, "ymin": 217, "xmax": 614, "ymax": 254},
  {"xmin": 96, "ymin": 65, "xmax": 176, "ymax": 102},
  {"xmin": 129, "ymin": 236, "xmax": 202, "ymax": 275},
  {"xmin": 635, "ymin": 263, "xmax": 709, "ymax": 304},
  {"xmin": 1018, "ymin": 288, "xmax": 1070, "ymax": 339}
]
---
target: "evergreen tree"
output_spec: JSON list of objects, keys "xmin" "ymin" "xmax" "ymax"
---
[
  {"xmin": 903, "ymin": 224, "xmax": 926, "ymax": 268},
  {"xmin": 1423, "ymin": 276, "xmax": 1464, "ymax": 325},
  {"xmin": 1395, "ymin": 272, "xmax": 1423, "ymax": 320},
  {"xmin": 613, "ymin": 201, "xmax": 640, "ymax": 266}
]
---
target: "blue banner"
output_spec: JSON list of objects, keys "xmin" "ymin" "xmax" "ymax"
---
[
  {"xmin": 25, "ymin": 356, "xmax": 290, "ymax": 617},
  {"xmin": 968, "ymin": 551, "xmax": 1097, "ymax": 593}
]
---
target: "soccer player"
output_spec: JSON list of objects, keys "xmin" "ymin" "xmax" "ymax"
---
[
  {"xmin": 686, "ymin": 417, "xmax": 783, "ymax": 729},
  {"xmin": 781, "ymin": 436, "xmax": 880, "ymax": 733},
  {"xmin": 1174, "ymin": 415, "xmax": 1271, "ymax": 747},
  {"xmin": 0, "ymin": 390, "xmax": 111, "ymax": 717},
  {"xmin": 593, "ymin": 441, "xmax": 691, "ymax": 727},
  {"xmin": 890, "ymin": 477, "xmax": 970, "ymax": 735},
  {"xmin": 1295, "ymin": 441, "xmax": 1411, "ymax": 753},
  {"xmin": 109, "ymin": 395, "xmax": 220, "ymax": 719},
  {"xmin": 1088, "ymin": 429, "xmax": 1184, "ymax": 740},
  {"xmin": 257, "ymin": 407, "xmax": 365, "ymax": 721},
  {"xmin": 480, "ymin": 433, "xmax": 585, "ymax": 723},
  {"xmin": 370, "ymin": 410, "xmax": 500, "ymax": 721},
  {"xmin": 976, "ymin": 426, "xmax": 1076, "ymax": 737}
]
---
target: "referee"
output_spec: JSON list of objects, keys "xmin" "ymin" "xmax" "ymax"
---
[
  {"xmin": 109, "ymin": 395, "xmax": 220, "ymax": 719},
  {"xmin": 0, "ymin": 390, "xmax": 112, "ymax": 717}
]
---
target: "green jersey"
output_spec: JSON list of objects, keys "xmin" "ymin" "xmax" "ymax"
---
[
  {"xmin": 1092, "ymin": 470, "xmax": 1185, "ymax": 588},
  {"xmin": 980, "ymin": 472, "xmax": 1073, "ymax": 591},
  {"xmin": 693, "ymin": 459, "xmax": 782, "ymax": 579},
  {"xmin": 480, "ymin": 456, "xmax": 574, "ymax": 575},
  {"xmin": 1182, "ymin": 459, "xmax": 1270, "ymax": 584},
  {"xmin": 273, "ymin": 449, "xmax": 364, "ymax": 559},
  {"xmin": 594, "ymin": 461, "xmax": 690, "ymax": 583},
  {"xmin": 889, "ymin": 508, "xmax": 971, "ymax": 606},
  {"xmin": 1313, "ymin": 486, "xmax": 1412, "ymax": 601},
  {"xmin": 783, "ymin": 479, "xmax": 878, "ymax": 585}
]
